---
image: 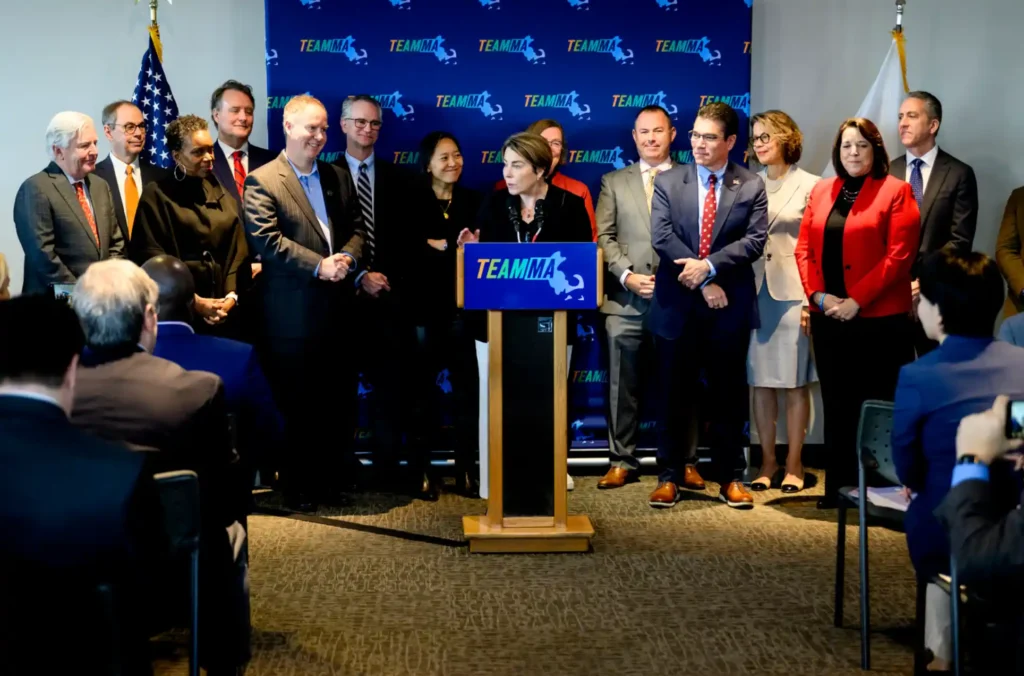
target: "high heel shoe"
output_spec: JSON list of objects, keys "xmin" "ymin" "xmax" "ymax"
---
[{"xmin": 458, "ymin": 470, "xmax": 480, "ymax": 499}]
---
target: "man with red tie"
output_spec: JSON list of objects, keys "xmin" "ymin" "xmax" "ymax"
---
[
  {"xmin": 14, "ymin": 111, "xmax": 124, "ymax": 296},
  {"xmin": 646, "ymin": 102, "xmax": 768, "ymax": 509}
]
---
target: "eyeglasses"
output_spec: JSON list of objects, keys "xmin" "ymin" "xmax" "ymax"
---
[
  {"xmin": 752, "ymin": 133, "xmax": 772, "ymax": 145},
  {"xmin": 688, "ymin": 131, "xmax": 722, "ymax": 143},
  {"xmin": 344, "ymin": 117, "xmax": 382, "ymax": 130},
  {"xmin": 116, "ymin": 122, "xmax": 147, "ymax": 135},
  {"xmin": 547, "ymin": 139, "xmax": 564, "ymax": 149}
]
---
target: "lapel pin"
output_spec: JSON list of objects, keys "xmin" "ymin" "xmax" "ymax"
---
[
  {"xmin": 325, "ymin": 190, "xmax": 334, "ymax": 197},
  {"xmin": 732, "ymin": 178, "xmax": 740, "ymax": 185}
]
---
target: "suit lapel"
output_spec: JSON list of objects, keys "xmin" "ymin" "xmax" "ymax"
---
[
  {"xmin": 625, "ymin": 163, "xmax": 650, "ymax": 230},
  {"xmin": 710, "ymin": 163, "xmax": 740, "ymax": 246},
  {"xmin": 889, "ymin": 155, "xmax": 906, "ymax": 179},
  {"xmin": 920, "ymin": 150, "xmax": 950, "ymax": 228},
  {"xmin": 276, "ymin": 155, "xmax": 328, "ymax": 249},
  {"xmin": 48, "ymin": 164, "xmax": 99, "ymax": 252},
  {"xmin": 96, "ymin": 158, "xmax": 128, "ymax": 241},
  {"xmin": 682, "ymin": 164, "xmax": 700, "ymax": 249},
  {"xmin": 212, "ymin": 143, "xmax": 241, "ymax": 204},
  {"xmin": 766, "ymin": 168, "xmax": 801, "ymax": 231},
  {"xmin": 319, "ymin": 162, "xmax": 343, "ymax": 253},
  {"xmin": 85, "ymin": 175, "xmax": 109, "ymax": 255}
]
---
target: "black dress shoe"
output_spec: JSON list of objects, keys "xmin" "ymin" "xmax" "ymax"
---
[
  {"xmin": 458, "ymin": 471, "xmax": 480, "ymax": 499},
  {"xmin": 417, "ymin": 473, "xmax": 440, "ymax": 502},
  {"xmin": 817, "ymin": 495, "xmax": 838, "ymax": 510}
]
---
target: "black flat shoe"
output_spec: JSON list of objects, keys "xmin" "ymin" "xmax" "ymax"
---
[{"xmin": 749, "ymin": 467, "xmax": 780, "ymax": 491}]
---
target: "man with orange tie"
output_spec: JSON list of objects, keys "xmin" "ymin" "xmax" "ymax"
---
[
  {"xmin": 94, "ymin": 101, "xmax": 168, "ymax": 243},
  {"xmin": 14, "ymin": 111, "xmax": 124, "ymax": 296}
]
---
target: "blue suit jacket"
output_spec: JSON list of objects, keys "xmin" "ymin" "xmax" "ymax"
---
[
  {"xmin": 152, "ymin": 322, "xmax": 282, "ymax": 457},
  {"xmin": 647, "ymin": 162, "xmax": 768, "ymax": 339},
  {"xmin": 892, "ymin": 336, "xmax": 1024, "ymax": 575}
]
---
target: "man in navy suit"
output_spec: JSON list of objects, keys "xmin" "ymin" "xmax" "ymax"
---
[
  {"xmin": 143, "ymin": 254, "xmax": 282, "ymax": 492},
  {"xmin": 647, "ymin": 102, "xmax": 768, "ymax": 509},
  {"xmin": 892, "ymin": 251, "xmax": 1024, "ymax": 671}
]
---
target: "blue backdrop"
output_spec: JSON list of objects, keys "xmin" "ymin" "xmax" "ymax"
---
[{"xmin": 264, "ymin": 0, "xmax": 752, "ymax": 451}]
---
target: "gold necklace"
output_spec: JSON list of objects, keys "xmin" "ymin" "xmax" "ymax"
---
[{"xmin": 441, "ymin": 198, "xmax": 452, "ymax": 219}]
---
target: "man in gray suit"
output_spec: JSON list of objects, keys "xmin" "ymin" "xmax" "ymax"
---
[
  {"xmin": 244, "ymin": 94, "xmax": 366, "ymax": 511},
  {"xmin": 892, "ymin": 91, "xmax": 978, "ymax": 355},
  {"xmin": 14, "ymin": 111, "xmax": 123, "ymax": 295},
  {"xmin": 596, "ymin": 105, "xmax": 676, "ymax": 489}
]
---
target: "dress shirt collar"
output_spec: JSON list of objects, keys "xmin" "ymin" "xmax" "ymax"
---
[
  {"xmin": 108, "ymin": 153, "xmax": 141, "ymax": 175},
  {"xmin": 60, "ymin": 168, "xmax": 85, "ymax": 186},
  {"xmin": 287, "ymin": 157, "xmax": 319, "ymax": 180},
  {"xmin": 157, "ymin": 321, "xmax": 196, "ymax": 335},
  {"xmin": 0, "ymin": 390, "xmax": 64, "ymax": 411},
  {"xmin": 639, "ymin": 159, "xmax": 673, "ymax": 174},
  {"xmin": 219, "ymin": 139, "xmax": 249, "ymax": 160},
  {"xmin": 696, "ymin": 162, "xmax": 726, "ymax": 188},
  {"xmin": 345, "ymin": 150, "xmax": 375, "ymax": 175},
  {"xmin": 906, "ymin": 144, "xmax": 939, "ymax": 168}
]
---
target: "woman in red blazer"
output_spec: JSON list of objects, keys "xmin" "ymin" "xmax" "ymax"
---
[{"xmin": 795, "ymin": 117, "xmax": 920, "ymax": 508}]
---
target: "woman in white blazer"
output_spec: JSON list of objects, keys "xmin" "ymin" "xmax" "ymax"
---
[{"xmin": 747, "ymin": 111, "xmax": 819, "ymax": 493}]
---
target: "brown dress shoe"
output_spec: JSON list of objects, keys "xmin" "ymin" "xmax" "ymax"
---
[
  {"xmin": 680, "ymin": 464, "xmax": 706, "ymax": 491},
  {"xmin": 597, "ymin": 466, "xmax": 637, "ymax": 489},
  {"xmin": 719, "ymin": 480, "xmax": 754, "ymax": 509},
  {"xmin": 648, "ymin": 482, "xmax": 680, "ymax": 508}
]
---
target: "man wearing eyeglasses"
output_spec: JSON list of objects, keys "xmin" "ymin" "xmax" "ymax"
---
[
  {"xmin": 647, "ymin": 102, "xmax": 768, "ymax": 510},
  {"xmin": 94, "ymin": 101, "xmax": 168, "ymax": 242},
  {"xmin": 332, "ymin": 95, "xmax": 429, "ymax": 498}
]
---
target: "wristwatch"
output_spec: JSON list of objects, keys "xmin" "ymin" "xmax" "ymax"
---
[
  {"xmin": 442, "ymin": 241, "xmax": 449, "ymax": 251},
  {"xmin": 957, "ymin": 454, "xmax": 980, "ymax": 465}
]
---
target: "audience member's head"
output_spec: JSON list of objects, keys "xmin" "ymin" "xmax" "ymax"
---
[
  {"xmin": 0, "ymin": 252, "xmax": 10, "ymax": 300},
  {"xmin": 46, "ymin": 111, "xmax": 99, "ymax": 181},
  {"xmin": 141, "ymin": 255, "xmax": 195, "ymax": 323},
  {"xmin": 72, "ymin": 260, "xmax": 160, "ymax": 353},
  {"xmin": 0, "ymin": 295, "xmax": 85, "ymax": 413},
  {"xmin": 918, "ymin": 250, "xmax": 1004, "ymax": 341}
]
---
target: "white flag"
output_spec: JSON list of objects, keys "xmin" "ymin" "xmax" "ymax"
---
[{"xmin": 824, "ymin": 34, "xmax": 907, "ymax": 176}]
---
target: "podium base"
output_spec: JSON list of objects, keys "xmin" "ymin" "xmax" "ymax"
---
[{"xmin": 462, "ymin": 515, "xmax": 594, "ymax": 553}]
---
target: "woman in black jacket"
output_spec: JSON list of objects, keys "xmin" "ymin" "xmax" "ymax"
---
[{"xmin": 412, "ymin": 131, "xmax": 484, "ymax": 496}]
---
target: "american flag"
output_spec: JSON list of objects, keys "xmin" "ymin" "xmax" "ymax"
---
[{"xmin": 132, "ymin": 30, "xmax": 179, "ymax": 169}]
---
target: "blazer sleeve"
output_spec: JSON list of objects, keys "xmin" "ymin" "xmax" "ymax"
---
[
  {"xmin": 242, "ymin": 173, "xmax": 322, "ymax": 276},
  {"xmin": 847, "ymin": 181, "xmax": 920, "ymax": 309},
  {"xmin": 222, "ymin": 217, "xmax": 248, "ymax": 295},
  {"xmin": 891, "ymin": 366, "xmax": 926, "ymax": 491},
  {"xmin": 705, "ymin": 181, "xmax": 769, "ymax": 277},
  {"xmin": 650, "ymin": 175, "xmax": 698, "ymax": 265},
  {"xmin": 581, "ymin": 184, "xmax": 597, "ymax": 242},
  {"xmin": 794, "ymin": 183, "xmax": 819, "ymax": 301},
  {"xmin": 996, "ymin": 190, "xmax": 1024, "ymax": 300},
  {"xmin": 596, "ymin": 173, "xmax": 632, "ymax": 281},
  {"xmin": 947, "ymin": 163, "xmax": 979, "ymax": 254},
  {"xmin": 13, "ymin": 179, "xmax": 76, "ymax": 284},
  {"xmin": 936, "ymin": 479, "xmax": 1024, "ymax": 582}
]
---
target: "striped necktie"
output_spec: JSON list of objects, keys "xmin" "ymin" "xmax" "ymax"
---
[{"xmin": 357, "ymin": 163, "xmax": 375, "ymax": 266}]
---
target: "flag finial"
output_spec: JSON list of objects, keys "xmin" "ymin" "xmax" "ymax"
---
[{"xmin": 894, "ymin": 0, "xmax": 907, "ymax": 33}]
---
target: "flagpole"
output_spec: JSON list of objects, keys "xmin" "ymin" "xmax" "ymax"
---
[
  {"xmin": 150, "ymin": 0, "xmax": 158, "ymax": 26},
  {"xmin": 894, "ymin": 0, "xmax": 907, "ymax": 32}
]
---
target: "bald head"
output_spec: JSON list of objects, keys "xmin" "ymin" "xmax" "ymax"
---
[{"xmin": 141, "ymin": 255, "xmax": 195, "ymax": 322}]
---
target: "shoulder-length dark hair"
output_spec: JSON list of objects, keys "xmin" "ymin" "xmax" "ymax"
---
[
  {"xmin": 831, "ymin": 117, "xmax": 889, "ymax": 180},
  {"xmin": 417, "ymin": 131, "xmax": 464, "ymax": 174}
]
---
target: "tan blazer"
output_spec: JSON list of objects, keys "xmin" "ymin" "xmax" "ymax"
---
[
  {"xmin": 996, "ymin": 186, "xmax": 1024, "ymax": 316},
  {"xmin": 753, "ymin": 166, "xmax": 819, "ymax": 303},
  {"xmin": 596, "ymin": 163, "xmax": 658, "ymax": 316}
]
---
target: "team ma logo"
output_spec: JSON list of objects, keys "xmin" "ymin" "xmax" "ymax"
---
[
  {"xmin": 671, "ymin": 150, "xmax": 693, "ymax": 164},
  {"xmin": 478, "ymin": 36, "xmax": 546, "ymax": 65},
  {"xmin": 389, "ymin": 0, "xmax": 411, "ymax": 9},
  {"xmin": 299, "ymin": 37, "xmax": 368, "ymax": 64},
  {"xmin": 655, "ymin": 37, "xmax": 721, "ymax": 65},
  {"xmin": 479, "ymin": 0, "xmax": 500, "ymax": 9},
  {"xmin": 266, "ymin": 49, "xmax": 279, "ymax": 66},
  {"xmin": 374, "ymin": 91, "xmax": 415, "ymax": 121},
  {"xmin": 267, "ymin": 92, "xmax": 311, "ymax": 109},
  {"xmin": 611, "ymin": 91, "xmax": 679, "ymax": 118},
  {"xmin": 566, "ymin": 147, "xmax": 627, "ymax": 170},
  {"xmin": 567, "ymin": 36, "xmax": 633, "ymax": 64},
  {"xmin": 699, "ymin": 93, "xmax": 751, "ymax": 116},
  {"xmin": 475, "ymin": 251, "xmax": 586, "ymax": 301},
  {"xmin": 524, "ymin": 92, "xmax": 591, "ymax": 120},
  {"xmin": 390, "ymin": 37, "xmax": 457, "ymax": 64},
  {"xmin": 568, "ymin": 0, "xmax": 590, "ymax": 9},
  {"xmin": 391, "ymin": 150, "xmax": 420, "ymax": 165},
  {"xmin": 299, "ymin": 0, "xmax": 320, "ymax": 8},
  {"xmin": 436, "ymin": 91, "xmax": 503, "ymax": 120}
]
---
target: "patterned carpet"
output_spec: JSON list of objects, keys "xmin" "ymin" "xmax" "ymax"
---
[{"xmin": 153, "ymin": 470, "xmax": 920, "ymax": 675}]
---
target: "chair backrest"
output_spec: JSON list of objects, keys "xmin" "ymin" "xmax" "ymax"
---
[
  {"xmin": 856, "ymin": 400, "xmax": 899, "ymax": 485},
  {"xmin": 154, "ymin": 470, "xmax": 201, "ymax": 556}
]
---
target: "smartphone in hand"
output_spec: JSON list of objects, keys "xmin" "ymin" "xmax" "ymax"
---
[{"xmin": 1005, "ymin": 399, "xmax": 1024, "ymax": 440}]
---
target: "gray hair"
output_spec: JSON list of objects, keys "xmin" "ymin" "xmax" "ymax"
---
[
  {"xmin": 341, "ymin": 94, "xmax": 382, "ymax": 121},
  {"xmin": 45, "ymin": 111, "xmax": 94, "ymax": 161},
  {"xmin": 100, "ymin": 100, "xmax": 137, "ymax": 130},
  {"xmin": 282, "ymin": 94, "xmax": 326, "ymax": 126},
  {"xmin": 72, "ymin": 260, "xmax": 158, "ymax": 348}
]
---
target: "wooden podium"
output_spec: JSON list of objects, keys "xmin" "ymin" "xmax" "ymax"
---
[{"xmin": 458, "ymin": 242, "xmax": 599, "ymax": 553}]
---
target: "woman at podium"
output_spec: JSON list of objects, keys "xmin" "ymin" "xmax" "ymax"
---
[{"xmin": 457, "ymin": 132, "xmax": 592, "ymax": 496}]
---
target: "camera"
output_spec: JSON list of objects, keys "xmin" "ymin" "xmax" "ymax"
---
[
  {"xmin": 1005, "ymin": 399, "xmax": 1024, "ymax": 440},
  {"xmin": 49, "ymin": 282, "xmax": 74, "ymax": 307}
]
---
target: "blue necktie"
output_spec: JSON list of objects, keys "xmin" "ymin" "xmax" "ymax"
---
[{"xmin": 909, "ymin": 158, "xmax": 924, "ymax": 210}]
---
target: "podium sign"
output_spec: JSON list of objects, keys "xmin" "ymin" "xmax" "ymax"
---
[
  {"xmin": 459, "ymin": 242, "xmax": 599, "ymax": 553},
  {"xmin": 460, "ymin": 242, "xmax": 601, "ymax": 311}
]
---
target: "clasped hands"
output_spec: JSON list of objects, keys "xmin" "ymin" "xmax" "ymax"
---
[
  {"xmin": 674, "ymin": 258, "xmax": 726, "ymax": 309},
  {"xmin": 817, "ymin": 293, "xmax": 860, "ymax": 322},
  {"xmin": 194, "ymin": 294, "xmax": 234, "ymax": 326},
  {"xmin": 318, "ymin": 253, "xmax": 353, "ymax": 282}
]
